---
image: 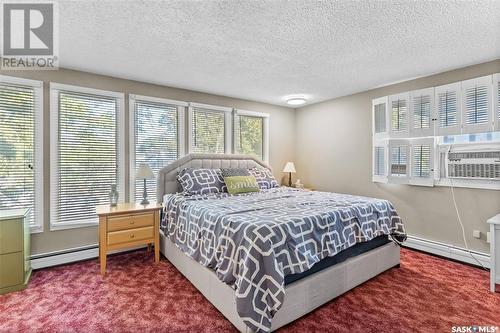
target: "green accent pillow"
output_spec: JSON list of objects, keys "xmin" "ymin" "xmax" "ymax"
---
[{"xmin": 224, "ymin": 176, "xmax": 260, "ymax": 195}]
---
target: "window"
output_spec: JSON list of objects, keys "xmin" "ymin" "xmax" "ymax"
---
[
  {"xmin": 233, "ymin": 109, "xmax": 270, "ymax": 162},
  {"xmin": 435, "ymin": 82, "xmax": 461, "ymax": 136},
  {"xmin": 461, "ymin": 75, "xmax": 492, "ymax": 134},
  {"xmin": 389, "ymin": 140, "xmax": 409, "ymax": 184},
  {"xmin": 188, "ymin": 102, "xmax": 232, "ymax": 154},
  {"xmin": 50, "ymin": 83, "xmax": 125, "ymax": 229},
  {"xmin": 129, "ymin": 95, "xmax": 186, "ymax": 202},
  {"xmin": 0, "ymin": 76, "xmax": 43, "ymax": 232},
  {"xmin": 410, "ymin": 88, "xmax": 434, "ymax": 137},
  {"xmin": 372, "ymin": 96, "xmax": 388, "ymax": 139},
  {"xmin": 410, "ymin": 138, "xmax": 435, "ymax": 187},
  {"xmin": 389, "ymin": 93, "xmax": 409, "ymax": 138},
  {"xmin": 372, "ymin": 142, "xmax": 387, "ymax": 183}
]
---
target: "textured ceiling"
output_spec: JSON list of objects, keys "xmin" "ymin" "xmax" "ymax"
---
[{"xmin": 59, "ymin": 0, "xmax": 500, "ymax": 107}]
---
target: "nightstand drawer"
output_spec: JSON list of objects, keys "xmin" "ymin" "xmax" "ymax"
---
[
  {"xmin": 107, "ymin": 226, "xmax": 154, "ymax": 246},
  {"xmin": 107, "ymin": 213, "xmax": 154, "ymax": 232}
]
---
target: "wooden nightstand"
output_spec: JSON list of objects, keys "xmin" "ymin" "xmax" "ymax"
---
[{"xmin": 96, "ymin": 203, "xmax": 162, "ymax": 276}]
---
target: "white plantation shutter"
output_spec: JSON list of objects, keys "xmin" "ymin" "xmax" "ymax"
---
[
  {"xmin": 389, "ymin": 93, "xmax": 409, "ymax": 138},
  {"xmin": 461, "ymin": 75, "xmax": 493, "ymax": 134},
  {"xmin": 0, "ymin": 76, "xmax": 43, "ymax": 231},
  {"xmin": 50, "ymin": 84, "xmax": 125, "ymax": 228},
  {"xmin": 233, "ymin": 109, "xmax": 270, "ymax": 162},
  {"xmin": 188, "ymin": 103, "xmax": 232, "ymax": 154},
  {"xmin": 388, "ymin": 140, "xmax": 410, "ymax": 184},
  {"xmin": 410, "ymin": 88, "xmax": 434, "ymax": 137},
  {"xmin": 410, "ymin": 138, "xmax": 435, "ymax": 187},
  {"xmin": 372, "ymin": 96, "xmax": 389, "ymax": 139},
  {"xmin": 372, "ymin": 142, "xmax": 388, "ymax": 183},
  {"xmin": 435, "ymin": 82, "xmax": 461, "ymax": 136},
  {"xmin": 493, "ymin": 73, "xmax": 500, "ymax": 131},
  {"xmin": 129, "ymin": 95, "xmax": 185, "ymax": 202}
]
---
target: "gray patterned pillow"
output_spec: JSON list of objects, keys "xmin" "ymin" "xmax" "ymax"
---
[
  {"xmin": 177, "ymin": 168, "xmax": 226, "ymax": 195},
  {"xmin": 248, "ymin": 167, "xmax": 279, "ymax": 189},
  {"xmin": 220, "ymin": 168, "xmax": 250, "ymax": 178}
]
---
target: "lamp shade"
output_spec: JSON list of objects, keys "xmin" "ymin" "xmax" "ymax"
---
[
  {"xmin": 282, "ymin": 162, "xmax": 296, "ymax": 173},
  {"xmin": 136, "ymin": 163, "xmax": 154, "ymax": 180}
]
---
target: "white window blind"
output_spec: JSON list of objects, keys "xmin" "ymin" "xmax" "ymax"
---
[
  {"xmin": 435, "ymin": 82, "xmax": 461, "ymax": 136},
  {"xmin": 50, "ymin": 84, "xmax": 125, "ymax": 228},
  {"xmin": 372, "ymin": 97, "xmax": 388, "ymax": 139},
  {"xmin": 389, "ymin": 140, "xmax": 409, "ymax": 183},
  {"xmin": 188, "ymin": 103, "xmax": 231, "ymax": 154},
  {"xmin": 461, "ymin": 76, "xmax": 492, "ymax": 134},
  {"xmin": 410, "ymin": 88, "xmax": 434, "ymax": 137},
  {"xmin": 233, "ymin": 110, "xmax": 270, "ymax": 161},
  {"xmin": 130, "ymin": 95, "xmax": 185, "ymax": 202},
  {"xmin": 389, "ymin": 93, "xmax": 409, "ymax": 138},
  {"xmin": 372, "ymin": 143, "xmax": 387, "ymax": 183},
  {"xmin": 0, "ymin": 77, "xmax": 43, "ymax": 231},
  {"xmin": 410, "ymin": 138, "xmax": 435, "ymax": 187}
]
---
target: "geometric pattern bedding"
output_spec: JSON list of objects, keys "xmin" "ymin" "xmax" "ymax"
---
[{"xmin": 161, "ymin": 187, "xmax": 406, "ymax": 332}]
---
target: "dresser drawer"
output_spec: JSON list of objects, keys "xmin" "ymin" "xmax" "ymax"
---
[
  {"xmin": 107, "ymin": 226, "xmax": 154, "ymax": 246},
  {"xmin": 0, "ymin": 252, "xmax": 24, "ymax": 288},
  {"xmin": 107, "ymin": 213, "xmax": 154, "ymax": 232}
]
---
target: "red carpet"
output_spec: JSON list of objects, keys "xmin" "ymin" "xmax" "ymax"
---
[{"xmin": 1, "ymin": 248, "xmax": 499, "ymax": 333}]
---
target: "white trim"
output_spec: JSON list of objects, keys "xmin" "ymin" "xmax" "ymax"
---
[
  {"xmin": 372, "ymin": 96, "xmax": 389, "ymax": 139},
  {"xmin": 128, "ymin": 94, "xmax": 186, "ymax": 201},
  {"xmin": 224, "ymin": 112, "xmax": 232, "ymax": 154},
  {"xmin": 188, "ymin": 102, "xmax": 232, "ymax": 113},
  {"xmin": 49, "ymin": 83, "xmax": 126, "ymax": 231},
  {"xmin": 493, "ymin": 73, "xmax": 500, "ymax": 131},
  {"xmin": 403, "ymin": 235, "xmax": 490, "ymax": 268},
  {"xmin": 234, "ymin": 109, "xmax": 271, "ymax": 118},
  {"xmin": 0, "ymin": 74, "xmax": 43, "ymax": 88},
  {"xmin": 0, "ymin": 76, "xmax": 44, "ymax": 233},
  {"xmin": 461, "ymin": 75, "xmax": 493, "ymax": 134},
  {"xmin": 50, "ymin": 82, "xmax": 124, "ymax": 99},
  {"xmin": 129, "ymin": 94, "xmax": 188, "ymax": 107},
  {"xmin": 30, "ymin": 244, "xmax": 147, "ymax": 270}
]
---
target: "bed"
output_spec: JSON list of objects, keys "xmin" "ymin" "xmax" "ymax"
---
[{"xmin": 157, "ymin": 154, "xmax": 406, "ymax": 332}]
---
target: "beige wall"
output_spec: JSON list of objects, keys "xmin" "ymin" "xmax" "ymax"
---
[
  {"xmin": 295, "ymin": 59, "xmax": 500, "ymax": 253},
  {"xmin": 0, "ymin": 68, "xmax": 296, "ymax": 255}
]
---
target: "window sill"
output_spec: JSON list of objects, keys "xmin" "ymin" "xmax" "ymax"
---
[{"xmin": 50, "ymin": 220, "xmax": 99, "ymax": 231}]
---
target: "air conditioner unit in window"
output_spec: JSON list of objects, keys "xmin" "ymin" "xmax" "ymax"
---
[{"xmin": 439, "ymin": 144, "xmax": 500, "ymax": 180}]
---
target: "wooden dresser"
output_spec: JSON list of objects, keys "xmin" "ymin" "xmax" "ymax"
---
[
  {"xmin": 0, "ymin": 208, "xmax": 31, "ymax": 294},
  {"xmin": 96, "ymin": 203, "xmax": 162, "ymax": 276}
]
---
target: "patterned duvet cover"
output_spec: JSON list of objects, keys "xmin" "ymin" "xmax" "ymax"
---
[{"xmin": 161, "ymin": 187, "xmax": 406, "ymax": 332}]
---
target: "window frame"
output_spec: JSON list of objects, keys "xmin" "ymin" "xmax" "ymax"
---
[
  {"xmin": 372, "ymin": 140, "xmax": 388, "ymax": 183},
  {"xmin": 409, "ymin": 87, "xmax": 435, "ymax": 138},
  {"xmin": 434, "ymin": 82, "xmax": 462, "ymax": 136},
  {"xmin": 187, "ymin": 102, "xmax": 232, "ymax": 154},
  {"xmin": 0, "ymin": 75, "xmax": 44, "ymax": 233},
  {"xmin": 461, "ymin": 75, "xmax": 493, "ymax": 134},
  {"xmin": 233, "ymin": 109, "xmax": 270, "ymax": 163},
  {"xmin": 49, "ymin": 83, "xmax": 125, "ymax": 231},
  {"xmin": 409, "ymin": 137, "xmax": 435, "ymax": 187},
  {"xmin": 128, "ymin": 94, "xmax": 186, "ymax": 202},
  {"xmin": 388, "ymin": 92, "xmax": 410, "ymax": 138},
  {"xmin": 388, "ymin": 139, "xmax": 410, "ymax": 184},
  {"xmin": 372, "ymin": 96, "xmax": 389, "ymax": 139}
]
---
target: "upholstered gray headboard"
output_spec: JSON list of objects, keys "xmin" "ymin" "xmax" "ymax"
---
[{"xmin": 156, "ymin": 153, "xmax": 272, "ymax": 203}]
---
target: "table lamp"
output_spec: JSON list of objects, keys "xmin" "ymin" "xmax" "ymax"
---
[
  {"xmin": 283, "ymin": 162, "xmax": 296, "ymax": 187},
  {"xmin": 136, "ymin": 163, "xmax": 154, "ymax": 205}
]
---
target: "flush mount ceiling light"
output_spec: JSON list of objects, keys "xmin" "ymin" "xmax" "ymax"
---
[{"xmin": 285, "ymin": 96, "xmax": 308, "ymax": 106}]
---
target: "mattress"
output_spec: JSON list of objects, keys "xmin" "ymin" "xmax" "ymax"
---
[
  {"xmin": 284, "ymin": 235, "xmax": 390, "ymax": 285},
  {"xmin": 161, "ymin": 187, "xmax": 406, "ymax": 332}
]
